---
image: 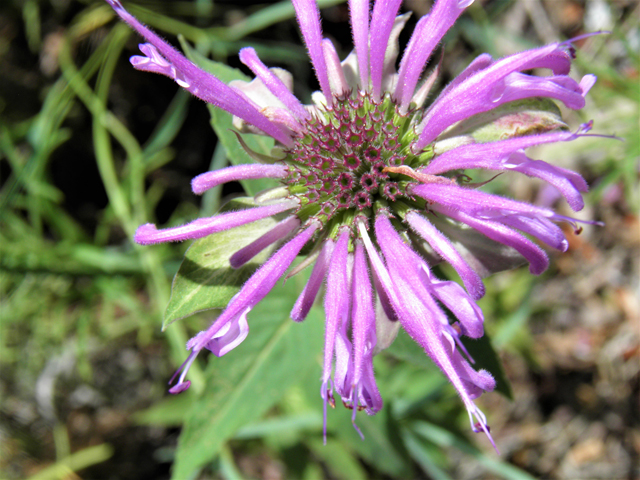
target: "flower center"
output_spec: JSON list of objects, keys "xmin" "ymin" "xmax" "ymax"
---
[{"xmin": 283, "ymin": 91, "xmax": 436, "ymax": 230}]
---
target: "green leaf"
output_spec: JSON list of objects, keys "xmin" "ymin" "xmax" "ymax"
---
[
  {"xmin": 171, "ymin": 277, "xmax": 324, "ymax": 480},
  {"xmin": 233, "ymin": 413, "xmax": 322, "ymax": 439},
  {"xmin": 460, "ymin": 332, "xmax": 513, "ymax": 399},
  {"xmin": 307, "ymin": 438, "xmax": 368, "ymax": 480},
  {"xmin": 163, "ymin": 212, "xmax": 279, "ymax": 326},
  {"xmin": 320, "ymin": 388, "xmax": 410, "ymax": 477},
  {"xmin": 402, "ymin": 429, "xmax": 452, "ymax": 480},
  {"xmin": 133, "ymin": 393, "xmax": 195, "ymax": 427}
]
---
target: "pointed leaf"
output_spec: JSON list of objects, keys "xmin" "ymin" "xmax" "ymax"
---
[
  {"xmin": 171, "ymin": 278, "xmax": 324, "ymax": 479},
  {"xmin": 163, "ymin": 212, "xmax": 279, "ymax": 326}
]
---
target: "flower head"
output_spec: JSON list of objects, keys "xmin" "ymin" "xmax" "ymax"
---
[{"xmin": 106, "ymin": 0, "xmax": 602, "ymax": 448}]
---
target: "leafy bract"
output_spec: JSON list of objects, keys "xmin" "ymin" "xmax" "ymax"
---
[
  {"xmin": 164, "ymin": 198, "xmax": 280, "ymax": 326},
  {"xmin": 443, "ymin": 98, "xmax": 567, "ymax": 143}
]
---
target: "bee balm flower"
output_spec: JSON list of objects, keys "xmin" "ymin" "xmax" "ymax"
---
[{"xmin": 106, "ymin": 0, "xmax": 601, "ymax": 448}]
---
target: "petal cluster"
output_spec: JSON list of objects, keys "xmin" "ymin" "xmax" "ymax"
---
[{"xmin": 106, "ymin": 0, "xmax": 603, "ymax": 448}]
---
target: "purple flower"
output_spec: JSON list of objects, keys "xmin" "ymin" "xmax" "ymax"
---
[{"xmin": 106, "ymin": 0, "xmax": 603, "ymax": 448}]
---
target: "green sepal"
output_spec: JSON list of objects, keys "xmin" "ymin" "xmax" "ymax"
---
[{"xmin": 444, "ymin": 98, "xmax": 568, "ymax": 144}]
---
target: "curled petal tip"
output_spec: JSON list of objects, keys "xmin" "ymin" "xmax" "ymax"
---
[
  {"xmin": 580, "ymin": 74, "xmax": 597, "ymax": 96},
  {"xmin": 476, "ymin": 369, "xmax": 496, "ymax": 392},
  {"xmin": 191, "ymin": 177, "xmax": 206, "ymax": 195},
  {"xmin": 469, "ymin": 408, "xmax": 499, "ymax": 453},
  {"xmin": 168, "ymin": 381, "xmax": 191, "ymax": 394},
  {"xmin": 580, "ymin": 120, "xmax": 594, "ymax": 133}
]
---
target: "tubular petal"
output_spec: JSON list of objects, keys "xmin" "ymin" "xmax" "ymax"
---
[
  {"xmin": 351, "ymin": 242, "xmax": 377, "ymax": 405},
  {"xmin": 406, "ymin": 211, "xmax": 485, "ymax": 299},
  {"xmin": 322, "ymin": 40, "xmax": 350, "ymax": 97},
  {"xmin": 239, "ymin": 47, "xmax": 310, "ymax": 121},
  {"xmin": 422, "ymin": 132, "xmax": 589, "ymax": 211},
  {"xmin": 357, "ymin": 221, "xmax": 401, "ymax": 310},
  {"xmin": 410, "ymin": 183, "xmax": 556, "ymax": 220},
  {"xmin": 291, "ymin": 0, "xmax": 333, "ymax": 103},
  {"xmin": 395, "ymin": 0, "xmax": 472, "ymax": 111},
  {"xmin": 134, "ymin": 201, "xmax": 297, "ymax": 245},
  {"xmin": 191, "ymin": 164, "xmax": 288, "ymax": 194},
  {"xmin": 374, "ymin": 215, "xmax": 496, "ymax": 447},
  {"xmin": 422, "ymin": 273, "xmax": 485, "ymax": 339},
  {"xmin": 230, "ymin": 215, "xmax": 301, "ymax": 268},
  {"xmin": 105, "ymin": 1, "xmax": 293, "ymax": 145},
  {"xmin": 348, "ymin": 0, "xmax": 370, "ymax": 88},
  {"xmin": 375, "ymin": 215, "xmax": 482, "ymax": 340},
  {"xmin": 435, "ymin": 205, "xmax": 550, "ymax": 275},
  {"xmin": 499, "ymin": 215, "xmax": 568, "ymax": 251},
  {"xmin": 290, "ymin": 239, "xmax": 335, "ymax": 322},
  {"xmin": 410, "ymin": 57, "xmax": 442, "ymax": 109},
  {"xmin": 369, "ymin": 0, "xmax": 404, "ymax": 99},
  {"xmin": 424, "ymin": 129, "xmax": 580, "ymax": 175},
  {"xmin": 190, "ymin": 222, "xmax": 320, "ymax": 353},
  {"xmin": 414, "ymin": 43, "xmax": 575, "ymax": 148},
  {"xmin": 490, "ymin": 73, "xmax": 586, "ymax": 110},
  {"xmin": 321, "ymin": 229, "xmax": 351, "ymax": 442}
]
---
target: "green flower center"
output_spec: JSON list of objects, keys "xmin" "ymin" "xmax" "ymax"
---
[{"xmin": 284, "ymin": 91, "xmax": 436, "ymax": 233}]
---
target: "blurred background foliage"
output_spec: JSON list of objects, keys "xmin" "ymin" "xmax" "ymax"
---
[{"xmin": 0, "ymin": 0, "xmax": 638, "ymax": 478}]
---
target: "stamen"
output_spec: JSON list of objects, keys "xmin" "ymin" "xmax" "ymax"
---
[{"xmin": 561, "ymin": 31, "xmax": 611, "ymax": 47}]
